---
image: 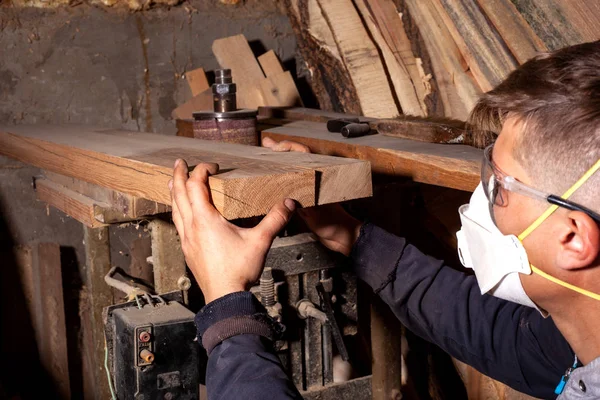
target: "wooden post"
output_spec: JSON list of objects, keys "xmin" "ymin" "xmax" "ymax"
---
[
  {"xmin": 149, "ymin": 219, "xmax": 187, "ymax": 294},
  {"xmin": 82, "ymin": 226, "xmax": 113, "ymax": 400},
  {"xmin": 371, "ymin": 295, "xmax": 403, "ymax": 400}
]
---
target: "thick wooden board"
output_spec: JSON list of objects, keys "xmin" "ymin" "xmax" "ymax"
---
[
  {"xmin": 262, "ymin": 121, "xmax": 481, "ymax": 192},
  {"xmin": 258, "ymin": 50, "xmax": 284, "ymax": 77},
  {"xmin": 0, "ymin": 125, "xmax": 372, "ymax": 219},
  {"xmin": 259, "ymin": 71, "xmax": 304, "ymax": 107},
  {"xmin": 185, "ymin": 67, "xmax": 210, "ymax": 96},
  {"xmin": 212, "ymin": 34, "xmax": 266, "ymax": 109},
  {"xmin": 35, "ymin": 178, "xmax": 108, "ymax": 228},
  {"xmin": 316, "ymin": 0, "xmax": 399, "ymax": 118}
]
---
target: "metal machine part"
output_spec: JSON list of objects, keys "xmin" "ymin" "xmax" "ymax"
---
[
  {"xmin": 253, "ymin": 233, "xmax": 367, "ymax": 396},
  {"xmin": 192, "ymin": 68, "xmax": 258, "ymax": 145},
  {"xmin": 104, "ymin": 292, "xmax": 199, "ymax": 400}
]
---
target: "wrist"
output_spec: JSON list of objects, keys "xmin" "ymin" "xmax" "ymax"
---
[
  {"xmin": 203, "ymin": 284, "xmax": 247, "ymax": 304},
  {"xmin": 338, "ymin": 219, "xmax": 362, "ymax": 256}
]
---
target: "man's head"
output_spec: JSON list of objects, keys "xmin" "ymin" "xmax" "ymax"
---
[{"xmin": 468, "ymin": 41, "xmax": 600, "ymax": 313}]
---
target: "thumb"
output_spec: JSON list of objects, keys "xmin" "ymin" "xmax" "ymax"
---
[{"xmin": 254, "ymin": 199, "xmax": 296, "ymax": 243}]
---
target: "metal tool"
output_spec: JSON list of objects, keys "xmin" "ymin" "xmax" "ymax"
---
[
  {"xmin": 192, "ymin": 69, "xmax": 258, "ymax": 145},
  {"xmin": 326, "ymin": 118, "xmax": 373, "ymax": 138}
]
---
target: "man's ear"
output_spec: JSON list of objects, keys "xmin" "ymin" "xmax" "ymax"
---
[{"xmin": 556, "ymin": 211, "xmax": 600, "ymax": 270}]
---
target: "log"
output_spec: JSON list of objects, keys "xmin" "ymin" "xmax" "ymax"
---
[
  {"xmin": 430, "ymin": 0, "xmax": 518, "ymax": 91},
  {"xmin": 316, "ymin": 0, "xmax": 399, "ymax": 118},
  {"xmin": 357, "ymin": 0, "xmax": 429, "ymax": 116},
  {"xmin": 403, "ymin": 0, "xmax": 481, "ymax": 120},
  {"xmin": 262, "ymin": 121, "xmax": 481, "ymax": 192},
  {"xmin": 0, "ymin": 125, "xmax": 372, "ymax": 219},
  {"xmin": 282, "ymin": 0, "xmax": 362, "ymax": 114},
  {"xmin": 474, "ymin": 0, "xmax": 547, "ymax": 64}
]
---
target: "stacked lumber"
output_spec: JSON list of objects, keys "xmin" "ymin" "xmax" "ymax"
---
[
  {"xmin": 172, "ymin": 35, "xmax": 303, "ymax": 119},
  {"xmin": 0, "ymin": 125, "xmax": 371, "ymax": 220},
  {"xmin": 282, "ymin": 0, "xmax": 600, "ymax": 121}
]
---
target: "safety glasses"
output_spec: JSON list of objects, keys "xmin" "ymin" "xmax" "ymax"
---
[{"xmin": 481, "ymin": 145, "xmax": 600, "ymax": 222}]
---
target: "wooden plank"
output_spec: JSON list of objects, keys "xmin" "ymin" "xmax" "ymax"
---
[
  {"xmin": 82, "ymin": 226, "xmax": 113, "ymax": 400},
  {"xmin": 43, "ymin": 171, "xmax": 170, "ymax": 223},
  {"xmin": 35, "ymin": 178, "xmax": 108, "ymax": 228},
  {"xmin": 185, "ymin": 67, "xmax": 210, "ymax": 96},
  {"xmin": 262, "ymin": 121, "xmax": 480, "ymax": 192},
  {"xmin": 358, "ymin": 0, "xmax": 428, "ymax": 116},
  {"xmin": 429, "ymin": 0, "xmax": 518, "ymax": 91},
  {"xmin": 315, "ymin": 0, "xmax": 399, "ymax": 118},
  {"xmin": 27, "ymin": 243, "xmax": 71, "ymax": 399},
  {"xmin": 474, "ymin": 0, "xmax": 547, "ymax": 64},
  {"xmin": 556, "ymin": 1, "xmax": 600, "ymax": 44},
  {"xmin": 259, "ymin": 71, "xmax": 303, "ymax": 107},
  {"xmin": 149, "ymin": 220, "xmax": 186, "ymax": 294},
  {"xmin": 171, "ymin": 88, "xmax": 213, "ymax": 119},
  {"xmin": 0, "ymin": 125, "xmax": 372, "ymax": 219},
  {"xmin": 258, "ymin": 50, "xmax": 284, "ymax": 77},
  {"xmin": 212, "ymin": 34, "xmax": 266, "ymax": 109},
  {"xmin": 403, "ymin": 0, "xmax": 481, "ymax": 119}
]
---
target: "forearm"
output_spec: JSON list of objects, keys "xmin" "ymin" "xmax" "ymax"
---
[
  {"xmin": 350, "ymin": 223, "xmax": 573, "ymax": 398},
  {"xmin": 196, "ymin": 292, "xmax": 302, "ymax": 400}
]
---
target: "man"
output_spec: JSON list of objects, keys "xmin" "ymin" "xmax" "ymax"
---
[{"xmin": 169, "ymin": 41, "xmax": 599, "ymax": 399}]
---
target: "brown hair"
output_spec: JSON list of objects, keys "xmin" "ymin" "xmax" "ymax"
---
[{"xmin": 468, "ymin": 40, "xmax": 600, "ymax": 208}]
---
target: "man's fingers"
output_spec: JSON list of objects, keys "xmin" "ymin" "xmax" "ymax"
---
[
  {"xmin": 169, "ymin": 182, "xmax": 185, "ymax": 241},
  {"xmin": 187, "ymin": 163, "xmax": 220, "ymax": 218},
  {"xmin": 262, "ymin": 137, "xmax": 311, "ymax": 153},
  {"xmin": 253, "ymin": 199, "xmax": 296, "ymax": 244},
  {"xmin": 172, "ymin": 159, "xmax": 193, "ymax": 232}
]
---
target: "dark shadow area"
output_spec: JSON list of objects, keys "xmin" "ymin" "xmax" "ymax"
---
[{"xmin": 0, "ymin": 198, "xmax": 54, "ymax": 399}]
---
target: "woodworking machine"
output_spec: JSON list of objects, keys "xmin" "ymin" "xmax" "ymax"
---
[
  {"xmin": 192, "ymin": 69, "xmax": 259, "ymax": 145},
  {"xmin": 104, "ymin": 233, "xmax": 367, "ymax": 399}
]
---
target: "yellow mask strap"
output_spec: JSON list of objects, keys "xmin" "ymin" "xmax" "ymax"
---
[
  {"xmin": 517, "ymin": 158, "xmax": 600, "ymax": 301},
  {"xmin": 518, "ymin": 158, "xmax": 600, "ymax": 241}
]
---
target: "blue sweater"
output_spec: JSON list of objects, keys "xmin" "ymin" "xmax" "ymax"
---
[{"xmin": 195, "ymin": 223, "xmax": 574, "ymax": 399}]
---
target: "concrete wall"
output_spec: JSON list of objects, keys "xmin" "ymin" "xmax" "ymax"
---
[{"xmin": 0, "ymin": 2, "xmax": 296, "ymax": 397}]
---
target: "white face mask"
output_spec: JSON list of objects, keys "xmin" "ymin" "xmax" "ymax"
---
[{"xmin": 456, "ymin": 184, "xmax": 548, "ymax": 316}]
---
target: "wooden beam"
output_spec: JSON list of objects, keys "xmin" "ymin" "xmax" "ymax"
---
[
  {"xmin": 212, "ymin": 34, "xmax": 266, "ymax": 109},
  {"xmin": 35, "ymin": 177, "xmax": 108, "ymax": 228},
  {"xmin": 43, "ymin": 171, "xmax": 170, "ymax": 223},
  {"xmin": 185, "ymin": 67, "xmax": 210, "ymax": 96},
  {"xmin": 316, "ymin": 0, "xmax": 399, "ymax": 118},
  {"xmin": 262, "ymin": 121, "xmax": 480, "ymax": 192},
  {"xmin": 21, "ymin": 243, "xmax": 71, "ymax": 398},
  {"xmin": 258, "ymin": 50, "xmax": 284, "ymax": 77},
  {"xmin": 82, "ymin": 226, "xmax": 113, "ymax": 400},
  {"xmin": 149, "ymin": 220, "xmax": 187, "ymax": 294},
  {"xmin": 0, "ymin": 125, "xmax": 372, "ymax": 219}
]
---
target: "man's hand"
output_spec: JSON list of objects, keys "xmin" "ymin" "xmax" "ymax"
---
[
  {"xmin": 262, "ymin": 137, "xmax": 362, "ymax": 256},
  {"xmin": 169, "ymin": 159, "xmax": 296, "ymax": 304}
]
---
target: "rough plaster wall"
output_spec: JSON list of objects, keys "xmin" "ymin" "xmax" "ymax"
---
[{"xmin": 0, "ymin": 0, "xmax": 296, "ymax": 134}]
